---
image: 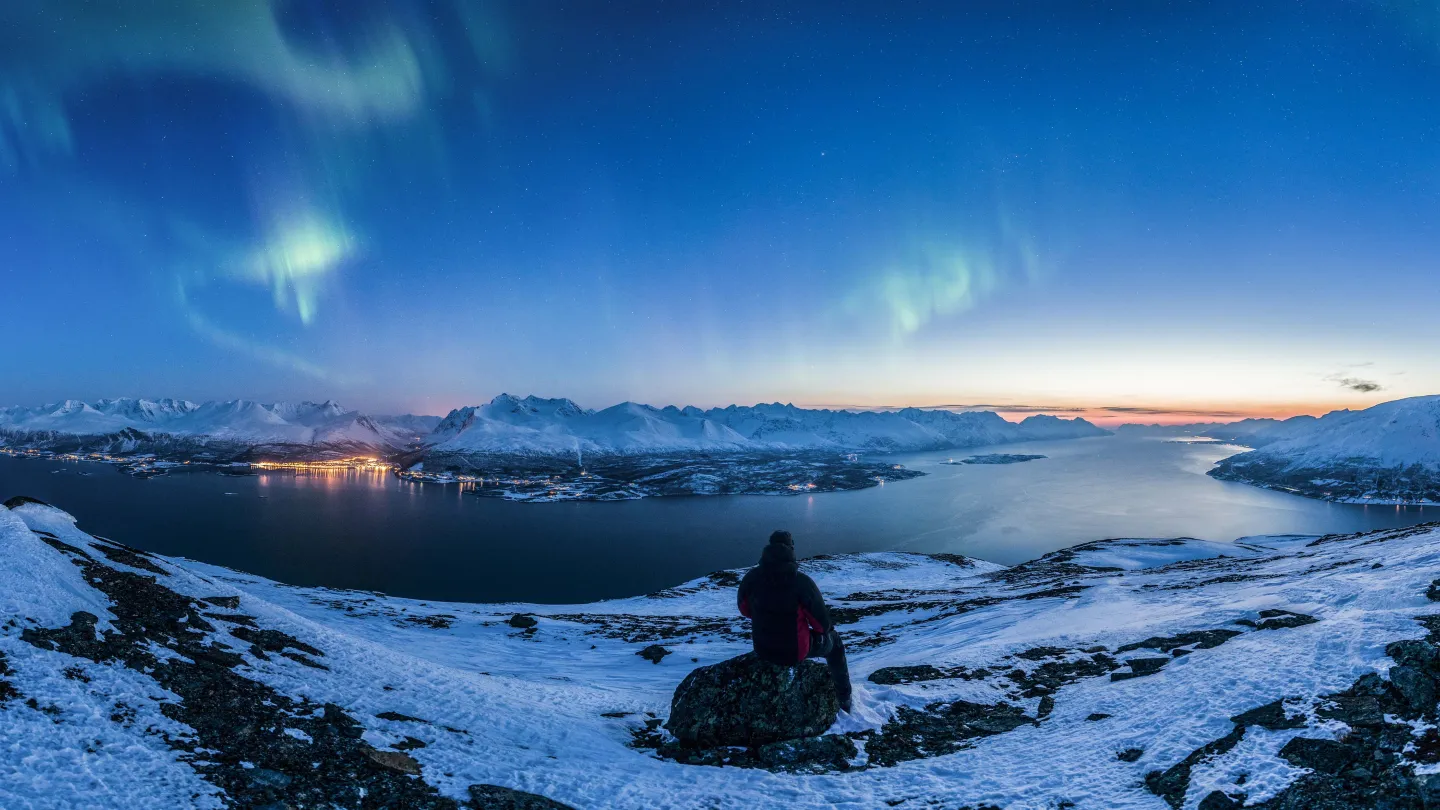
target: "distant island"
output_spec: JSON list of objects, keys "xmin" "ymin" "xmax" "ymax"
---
[
  {"xmin": 0, "ymin": 395, "xmax": 1109, "ymax": 501},
  {"xmin": 940, "ymin": 454, "xmax": 1047, "ymax": 465}
]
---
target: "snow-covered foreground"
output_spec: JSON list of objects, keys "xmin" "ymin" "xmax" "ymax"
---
[{"xmin": 4, "ymin": 497, "xmax": 1440, "ymax": 809}]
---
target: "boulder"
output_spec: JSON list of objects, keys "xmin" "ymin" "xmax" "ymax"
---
[
  {"xmin": 637, "ymin": 645, "xmax": 670, "ymax": 664},
  {"xmin": 1388, "ymin": 639, "xmax": 1440, "ymax": 671},
  {"xmin": 665, "ymin": 653, "xmax": 838, "ymax": 747},
  {"xmin": 1389, "ymin": 665, "xmax": 1437, "ymax": 717}
]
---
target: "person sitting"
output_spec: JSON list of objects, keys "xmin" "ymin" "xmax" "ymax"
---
[{"xmin": 736, "ymin": 530, "xmax": 853, "ymax": 712}]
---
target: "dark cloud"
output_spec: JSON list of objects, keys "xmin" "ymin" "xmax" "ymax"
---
[
  {"xmin": 1098, "ymin": 406, "xmax": 1254, "ymax": 418},
  {"xmin": 1336, "ymin": 377, "xmax": 1382, "ymax": 393}
]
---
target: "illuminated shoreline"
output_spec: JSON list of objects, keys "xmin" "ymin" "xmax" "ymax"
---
[{"xmin": 249, "ymin": 457, "xmax": 396, "ymax": 472}]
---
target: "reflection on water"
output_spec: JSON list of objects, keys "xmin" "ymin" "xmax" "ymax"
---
[{"xmin": 1, "ymin": 436, "xmax": 1432, "ymax": 604}]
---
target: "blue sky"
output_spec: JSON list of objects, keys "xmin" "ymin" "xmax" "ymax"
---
[{"xmin": 2, "ymin": 1, "xmax": 1438, "ymax": 421}]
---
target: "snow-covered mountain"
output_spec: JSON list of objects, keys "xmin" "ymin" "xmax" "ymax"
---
[
  {"xmin": 425, "ymin": 394, "xmax": 1110, "ymax": 457},
  {"xmin": 0, "ymin": 394, "xmax": 1108, "ymax": 469},
  {"xmin": 1118, "ymin": 415, "xmax": 1321, "ymax": 447},
  {"xmin": 0, "ymin": 398, "xmax": 411, "ymax": 458},
  {"xmin": 1209, "ymin": 395, "xmax": 1440, "ymax": 503},
  {"xmin": 7, "ymin": 497, "xmax": 1440, "ymax": 808}
]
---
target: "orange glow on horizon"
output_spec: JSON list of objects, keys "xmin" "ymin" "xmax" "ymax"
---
[{"xmin": 794, "ymin": 399, "xmax": 1384, "ymax": 427}]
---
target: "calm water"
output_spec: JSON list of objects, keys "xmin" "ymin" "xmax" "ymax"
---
[{"xmin": 2, "ymin": 436, "xmax": 1433, "ymax": 604}]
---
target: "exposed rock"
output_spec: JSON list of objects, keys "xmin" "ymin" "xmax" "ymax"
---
[
  {"xmin": 1007, "ymin": 652, "xmax": 1120, "ymax": 694},
  {"xmin": 867, "ymin": 664, "xmax": 985, "ymax": 684},
  {"xmin": 637, "ymin": 645, "xmax": 671, "ymax": 664},
  {"xmin": 93, "ymin": 542, "xmax": 169, "ymax": 576},
  {"xmin": 202, "ymin": 595, "xmax": 241, "ymax": 609},
  {"xmin": 869, "ymin": 664, "xmax": 947, "ymax": 684},
  {"xmin": 366, "ymin": 748, "xmax": 422, "ymax": 775},
  {"xmin": 1388, "ymin": 665, "xmax": 1436, "ymax": 716},
  {"xmin": 230, "ymin": 625, "xmax": 325, "ymax": 658},
  {"xmin": 665, "ymin": 653, "xmax": 838, "ymax": 748},
  {"xmin": 1386, "ymin": 639, "xmax": 1440, "ymax": 670},
  {"xmin": 1116, "ymin": 629, "xmax": 1242, "ymax": 654},
  {"xmin": 0, "ymin": 651, "xmax": 20, "ymax": 703},
  {"xmin": 1198, "ymin": 791, "xmax": 1245, "ymax": 810},
  {"xmin": 248, "ymin": 768, "xmax": 292, "ymax": 789},
  {"xmin": 14, "ymin": 536, "xmax": 509, "ymax": 809},
  {"xmin": 753, "ymin": 734, "xmax": 857, "ymax": 772},
  {"xmin": 1255, "ymin": 610, "xmax": 1319, "ymax": 631},
  {"xmin": 1117, "ymin": 747, "xmax": 1143, "ymax": 762},
  {"xmin": 466, "ymin": 784, "xmax": 576, "ymax": 809},
  {"xmin": 1428, "ymin": 579, "xmax": 1440, "ymax": 602},
  {"xmin": 866, "ymin": 699, "xmax": 1032, "ymax": 767},
  {"xmin": 1229, "ymin": 699, "xmax": 1306, "ymax": 731},
  {"xmin": 1277, "ymin": 737, "xmax": 1352, "ymax": 775},
  {"xmin": 1145, "ymin": 725, "xmax": 1246, "ymax": 809},
  {"xmin": 1014, "ymin": 645, "xmax": 1070, "ymax": 661},
  {"xmin": 1111, "ymin": 657, "xmax": 1170, "ymax": 681},
  {"xmin": 507, "ymin": 614, "xmax": 538, "ymax": 629},
  {"xmin": 1085, "ymin": 713, "xmax": 1111, "ymax": 721}
]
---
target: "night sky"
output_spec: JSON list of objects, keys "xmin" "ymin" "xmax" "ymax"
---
[{"xmin": 3, "ymin": 1, "xmax": 1438, "ymax": 422}]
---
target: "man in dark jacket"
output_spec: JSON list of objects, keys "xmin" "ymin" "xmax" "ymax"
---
[{"xmin": 737, "ymin": 530, "xmax": 853, "ymax": 711}]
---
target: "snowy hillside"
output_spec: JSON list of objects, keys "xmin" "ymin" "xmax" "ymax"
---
[
  {"xmin": 7, "ymin": 497, "xmax": 1440, "ymax": 808},
  {"xmin": 1210, "ymin": 396, "xmax": 1440, "ymax": 504},
  {"xmin": 426, "ymin": 394, "xmax": 1109, "ymax": 457}
]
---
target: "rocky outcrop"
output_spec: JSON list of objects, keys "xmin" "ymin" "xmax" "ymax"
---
[
  {"xmin": 665, "ymin": 653, "xmax": 839, "ymax": 748},
  {"xmin": 646, "ymin": 654, "xmax": 851, "ymax": 771}
]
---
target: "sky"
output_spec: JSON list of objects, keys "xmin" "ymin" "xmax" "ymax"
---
[{"xmin": 2, "ymin": 1, "xmax": 1439, "ymax": 424}]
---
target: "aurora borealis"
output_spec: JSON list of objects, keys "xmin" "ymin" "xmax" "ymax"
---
[{"xmin": 3, "ymin": 1, "xmax": 1439, "ymax": 422}]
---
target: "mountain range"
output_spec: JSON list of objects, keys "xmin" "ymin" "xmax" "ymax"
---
[
  {"xmin": 425, "ymin": 395, "xmax": 1110, "ymax": 457},
  {"xmin": 0, "ymin": 394, "xmax": 1109, "ymax": 460},
  {"xmin": 0, "ymin": 399, "xmax": 435, "ymax": 459}
]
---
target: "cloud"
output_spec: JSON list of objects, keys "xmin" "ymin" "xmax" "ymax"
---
[
  {"xmin": 1324, "ymin": 369, "xmax": 1384, "ymax": 393},
  {"xmin": 1335, "ymin": 377, "xmax": 1382, "ymax": 393},
  {"xmin": 812, "ymin": 403, "xmax": 1259, "ymax": 420}
]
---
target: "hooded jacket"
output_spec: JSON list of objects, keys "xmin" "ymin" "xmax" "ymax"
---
[{"xmin": 736, "ymin": 541, "xmax": 833, "ymax": 665}]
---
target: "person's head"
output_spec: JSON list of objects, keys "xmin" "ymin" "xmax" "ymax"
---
[{"xmin": 769, "ymin": 530, "xmax": 793, "ymax": 547}]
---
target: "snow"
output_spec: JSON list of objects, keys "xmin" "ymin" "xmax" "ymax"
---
[
  {"xmin": 1230, "ymin": 395, "xmax": 1440, "ymax": 468},
  {"xmin": 0, "ymin": 398, "xmax": 409, "ymax": 451},
  {"xmin": 0, "ymin": 507, "xmax": 224, "ymax": 810},
  {"xmin": 427, "ymin": 394, "xmax": 1110, "ymax": 456},
  {"xmin": 4, "ymin": 500, "xmax": 1440, "ymax": 808},
  {"xmin": 1, "ymin": 395, "xmax": 1109, "ymax": 461}
]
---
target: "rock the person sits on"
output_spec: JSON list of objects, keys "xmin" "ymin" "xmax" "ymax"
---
[{"xmin": 737, "ymin": 530, "xmax": 853, "ymax": 711}]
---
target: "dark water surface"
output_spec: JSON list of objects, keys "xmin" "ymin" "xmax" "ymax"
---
[{"xmin": 2, "ymin": 436, "xmax": 1433, "ymax": 604}]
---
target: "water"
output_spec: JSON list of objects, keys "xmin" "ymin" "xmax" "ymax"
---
[{"xmin": 2, "ymin": 436, "xmax": 1432, "ymax": 604}]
